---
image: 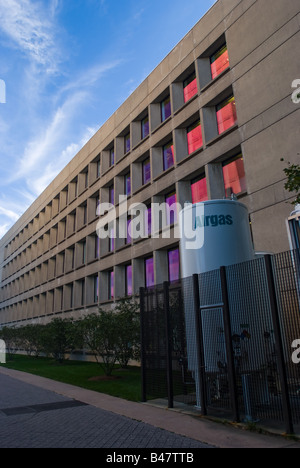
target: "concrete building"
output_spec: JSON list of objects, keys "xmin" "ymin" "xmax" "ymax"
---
[{"xmin": 0, "ymin": 0, "xmax": 299, "ymax": 327}]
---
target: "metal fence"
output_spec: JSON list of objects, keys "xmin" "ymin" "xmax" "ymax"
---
[{"xmin": 140, "ymin": 250, "xmax": 300, "ymax": 434}]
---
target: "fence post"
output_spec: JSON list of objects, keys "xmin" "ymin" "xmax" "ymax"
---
[
  {"xmin": 220, "ymin": 266, "xmax": 240, "ymax": 423},
  {"xmin": 264, "ymin": 255, "xmax": 294, "ymax": 434},
  {"xmin": 139, "ymin": 287, "xmax": 147, "ymax": 403},
  {"xmin": 164, "ymin": 281, "xmax": 174, "ymax": 409},
  {"xmin": 192, "ymin": 274, "xmax": 207, "ymax": 416}
]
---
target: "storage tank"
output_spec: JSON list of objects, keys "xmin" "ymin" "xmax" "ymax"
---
[
  {"xmin": 179, "ymin": 199, "xmax": 255, "ymax": 277},
  {"xmin": 179, "ymin": 200, "xmax": 259, "ymax": 409}
]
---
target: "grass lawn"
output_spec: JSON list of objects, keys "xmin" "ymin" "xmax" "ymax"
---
[{"xmin": 0, "ymin": 355, "xmax": 141, "ymax": 402}]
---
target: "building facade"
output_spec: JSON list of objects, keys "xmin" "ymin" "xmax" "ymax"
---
[{"xmin": 0, "ymin": 0, "xmax": 299, "ymax": 327}]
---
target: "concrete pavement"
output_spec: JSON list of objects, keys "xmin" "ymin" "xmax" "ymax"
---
[{"xmin": 0, "ymin": 366, "xmax": 299, "ymax": 449}]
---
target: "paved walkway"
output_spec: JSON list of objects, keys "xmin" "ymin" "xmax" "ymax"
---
[{"xmin": 0, "ymin": 367, "xmax": 299, "ymax": 449}]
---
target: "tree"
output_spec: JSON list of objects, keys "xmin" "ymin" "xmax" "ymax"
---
[
  {"xmin": 18, "ymin": 324, "xmax": 45, "ymax": 357},
  {"xmin": 78, "ymin": 310, "xmax": 119, "ymax": 376},
  {"xmin": 42, "ymin": 318, "xmax": 76, "ymax": 363},
  {"xmin": 114, "ymin": 298, "xmax": 141, "ymax": 368},
  {"xmin": 282, "ymin": 158, "xmax": 300, "ymax": 206}
]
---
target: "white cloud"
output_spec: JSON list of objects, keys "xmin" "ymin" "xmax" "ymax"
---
[
  {"xmin": 0, "ymin": 205, "xmax": 20, "ymax": 223},
  {"xmin": 0, "ymin": 0, "xmax": 60, "ymax": 73}
]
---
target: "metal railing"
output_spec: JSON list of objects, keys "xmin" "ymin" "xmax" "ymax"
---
[{"xmin": 140, "ymin": 249, "xmax": 300, "ymax": 434}]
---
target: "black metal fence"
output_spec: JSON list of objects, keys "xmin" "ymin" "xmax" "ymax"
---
[{"xmin": 140, "ymin": 250, "xmax": 300, "ymax": 434}]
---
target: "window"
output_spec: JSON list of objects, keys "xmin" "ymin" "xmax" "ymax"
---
[
  {"xmin": 125, "ymin": 132, "xmax": 131, "ymax": 154},
  {"xmin": 82, "ymin": 241, "xmax": 86, "ymax": 264},
  {"xmin": 126, "ymin": 264, "xmax": 133, "ymax": 296},
  {"xmin": 110, "ymin": 148, "xmax": 115, "ymax": 167},
  {"xmin": 223, "ymin": 155, "xmax": 246, "ymax": 196},
  {"xmin": 187, "ymin": 120, "xmax": 203, "ymax": 154},
  {"xmin": 145, "ymin": 257, "xmax": 154, "ymax": 288},
  {"xmin": 142, "ymin": 116, "xmax": 150, "ymax": 139},
  {"xmin": 183, "ymin": 73, "xmax": 198, "ymax": 103},
  {"xmin": 97, "ymin": 160, "xmax": 101, "ymax": 178},
  {"xmin": 109, "ymin": 227, "xmax": 115, "ymax": 252},
  {"xmin": 165, "ymin": 192, "xmax": 177, "ymax": 225},
  {"xmin": 163, "ymin": 142, "xmax": 174, "ymax": 171},
  {"xmin": 191, "ymin": 176, "xmax": 208, "ymax": 203},
  {"xmin": 210, "ymin": 44, "xmax": 229, "ymax": 80},
  {"xmin": 144, "ymin": 206, "xmax": 152, "ymax": 237},
  {"xmin": 81, "ymin": 280, "xmax": 85, "ymax": 306},
  {"xmin": 95, "ymin": 236, "xmax": 100, "ymax": 259},
  {"xmin": 126, "ymin": 218, "xmax": 132, "ymax": 245},
  {"xmin": 125, "ymin": 173, "xmax": 131, "ymax": 196},
  {"xmin": 109, "ymin": 185, "xmax": 114, "ymax": 205},
  {"xmin": 109, "ymin": 270, "xmax": 114, "ymax": 300},
  {"xmin": 216, "ymin": 96, "xmax": 237, "ymax": 134},
  {"xmin": 161, "ymin": 96, "xmax": 171, "ymax": 122},
  {"xmin": 94, "ymin": 276, "xmax": 99, "ymax": 303},
  {"xmin": 168, "ymin": 248, "xmax": 180, "ymax": 282},
  {"xmin": 142, "ymin": 159, "xmax": 151, "ymax": 185}
]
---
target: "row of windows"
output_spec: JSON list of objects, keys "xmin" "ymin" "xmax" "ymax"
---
[
  {"xmin": 3, "ymin": 40, "xmax": 231, "ymax": 261},
  {"xmin": 0, "ymin": 248, "xmax": 180, "ymax": 324},
  {"xmin": 1, "ymin": 153, "xmax": 245, "ymax": 286}
]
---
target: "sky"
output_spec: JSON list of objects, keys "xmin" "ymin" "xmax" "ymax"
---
[{"xmin": 0, "ymin": 0, "xmax": 216, "ymax": 239}]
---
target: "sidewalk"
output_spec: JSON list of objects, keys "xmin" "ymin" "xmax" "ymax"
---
[{"xmin": 0, "ymin": 366, "xmax": 299, "ymax": 449}]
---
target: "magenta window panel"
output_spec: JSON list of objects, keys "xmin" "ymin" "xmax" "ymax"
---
[
  {"xmin": 163, "ymin": 143, "xmax": 174, "ymax": 171},
  {"xmin": 168, "ymin": 249, "xmax": 180, "ymax": 282},
  {"xmin": 183, "ymin": 76, "xmax": 197, "ymax": 103},
  {"xmin": 145, "ymin": 257, "xmax": 154, "ymax": 288},
  {"xmin": 187, "ymin": 122, "xmax": 203, "ymax": 154},
  {"xmin": 191, "ymin": 178, "xmax": 208, "ymax": 204},
  {"xmin": 217, "ymin": 97, "xmax": 237, "ymax": 134},
  {"xmin": 211, "ymin": 46, "xmax": 229, "ymax": 80},
  {"xmin": 223, "ymin": 157, "xmax": 246, "ymax": 196},
  {"xmin": 126, "ymin": 265, "xmax": 133, "ymax": 296}
]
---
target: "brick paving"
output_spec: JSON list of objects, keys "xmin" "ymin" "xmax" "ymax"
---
[{"xmin": 0, "ymin": 374, "xmax": 212, "ymax": 449}]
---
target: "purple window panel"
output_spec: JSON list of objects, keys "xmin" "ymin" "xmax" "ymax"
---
[
  {"xmin": 143, "ymin": 159, "xmax": 151, "ymax": 185},
  {"xmin": 161, "ymin": 97, "xmax": 171, "ymax": 122},
  {"xmin": 145, "ymin": 257, "xmax": 154, "ymax": 288},
  {"xmin": 163, "ymin": 143, "xmax": 174, "ymax": 171},
  {"xmin": 144, "ymin": 206, "xmax": 152, "ymax": 236},
  {"xmin": 109, "ymin": 271, "xmax": 114, "ymax": 299},
  {"xmin": 126, "ymin": 265, "xmax": 133, "ymax": 296},
  {"xmin": 127, "ymin": 218, "xmax": 132, "ymax": 244},
  {"xmin": 109, "ymin": 186, "xmax": 114, "ymax": 205},
  {"xmin": 142, "ymin": 117, "xmax": 149, "ymax": 139},
  {"xmin": 168, "ymin": 249, "xmax": 180, "ymax": 283},
  {"xmin": 165, "ymin": 192, "xmax": 177, "ymax": 225}
]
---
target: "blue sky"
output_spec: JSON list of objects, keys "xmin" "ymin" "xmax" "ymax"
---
[{"xmin": 0, "ymin": 0, "xmax": 216, "ymax": 239}]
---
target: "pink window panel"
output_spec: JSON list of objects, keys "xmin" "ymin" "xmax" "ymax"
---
[
  {"xmin": 187, "ymin": 124, "xmax": 203, "ymax": 154},
  {"xmin": 191, "ymin": 178, "xmax": 208, "ymax": 204},
  {"xmin": 145, "ymin": 258, "xmax": 154, "ymax": 288},
  {"xmin": 223, "ymin": 158, "xmax": 246, "ymax": 196},
  {"xmin": 211, "ymin": 49, "xmax": 229, "ymax": 80},
  {"xmin": 184, "ymin": 78, "xmax": 198, "ymax": 103},
  {"xmin": 217, "ymin": 101, "xmax": 237, "ymax": 134}
]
